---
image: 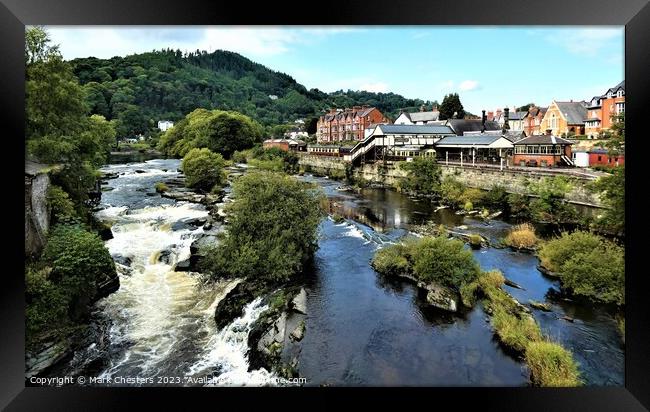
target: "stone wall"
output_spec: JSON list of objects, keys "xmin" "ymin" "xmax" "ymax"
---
[{"xmin": 297, "ymin": 154, "xmax": 604, "ymax": 208}]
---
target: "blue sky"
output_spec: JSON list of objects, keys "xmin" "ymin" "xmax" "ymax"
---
[{"xmin": 45, "ymin": 26, "xmax": 624, "ymax": 114}]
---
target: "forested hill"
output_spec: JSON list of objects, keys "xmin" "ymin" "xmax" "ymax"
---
[{"xmin": 70, "ymin": 49, "xmax": 434, "ymax": 137}]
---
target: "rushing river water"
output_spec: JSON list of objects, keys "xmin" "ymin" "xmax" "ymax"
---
[{"xmin": 83, "ymin": 158, "xmax": 623, "ymax": 386}]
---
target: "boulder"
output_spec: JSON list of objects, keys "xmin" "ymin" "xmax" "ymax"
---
[
  {"xmin": 290, "ymin": 320, "xmax": 306, "ymax": 342},
  {"xmin": 291, "ymin": 288, "xmax": 307, "ymax": 315},
  {"xmin": 418, "ymin": 281, "xmax": 458, "ymax": 312},
  {"xmin": 529, "ymin": 300, "xmax": 552, "ymax": 312},
  {"xmin": 175, "ymin": 258, "xmax": 192, "ymax": 272},
  {"xmin": 190, "ymin": 235, "xmax": 218, "ymax": 256},
  {"xmin": 112, "ymin": 254, "xmax": 133, "ymax": 267},
  {"xmin": 98, "ymin": 225, "xmax": 113, "ymax": 241},
  {"xmin": 158, "ymin": 249, "xmax": 174, "ymax": 265},
  {"xmin": 135, "ymin": 169, "xmax": 146, "ymax": 174}
]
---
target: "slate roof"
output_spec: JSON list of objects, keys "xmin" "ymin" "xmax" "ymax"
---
[
  {"xmin": 435, "ymin": 134, "xmax": 506, "ymax": 146},
  {"xmin": 507, "ymin": 111, "xmax": 528, "ymax": 121},
  {"xmin": 555, "ymin": 101, "xmax": 588, "ymax": 124},
  {"xmin": 446, "ymin": 119, "xmax": 501, "ymax": 135},
  {"xmin": 512, "ymin": 135, "xmax": 573, "ymax": 145},
  {"xmin": 376, "ymin": 124, "xmax": 455, "ymax": 135}
]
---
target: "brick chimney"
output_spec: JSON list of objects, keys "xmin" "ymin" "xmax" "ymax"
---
[{"xmin": 481, "ymin": 110, "xmax": 486, "ymax": 132}]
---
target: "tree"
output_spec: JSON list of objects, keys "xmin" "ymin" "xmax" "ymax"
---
[
  {"xmin": 158, "ymin": 108, "xmax": 264, "ymax": 158},
  {"xmin": 439, "ymin": 93, "xmax": 465, "ymax": 120},
  {"xmin": 201, "ymin": 171, "xmax": 324, "ymax": 283},
  {"xmin": 590, "ymin": 166, "xmax": 624, "ymax": 234},
  {"xmin": 398, "ymin": 157, "xmax": 442, "ymax": 195},
  {"xmin": 528, "ymin": 176, "xmax": 577, "ymax": 224},
  {"xmin": 181, "ymin": 148, "xmax": 225, "ymax": 192},
  {"xmin": 517, "ymin": 103, "xmax": 535, "ymax": 112}
]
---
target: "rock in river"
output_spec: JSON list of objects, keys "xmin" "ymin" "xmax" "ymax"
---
[{"xmin": 291, "ymin": 288, "xmax": 307, "ymax": 314}]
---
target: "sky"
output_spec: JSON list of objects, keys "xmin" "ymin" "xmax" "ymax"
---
[{"xmin": 45, "ymin": 26, "xmax": 624, "ymax": 114}]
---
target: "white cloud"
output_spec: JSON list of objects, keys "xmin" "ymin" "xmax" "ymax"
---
[
  {"xmin": 44, "ymin": 26, "xmax": 359, "ymax": 60},
  {"xmin": 359, "ymin": 82, "xmax": 389, "ymax": 93},
  {"xmin": 459, "ymin": 80, "xmax": 480, "ymax": 91},
  {"xmin": 543, "ymin": 27, "xmax": 623, "ymax": 57}
]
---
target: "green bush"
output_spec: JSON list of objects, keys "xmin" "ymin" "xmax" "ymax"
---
[
  {"xmin": 47, "ymin": 185, "xmax": 77, "ymax": 223},
  {"xmin": 373, "ymin": 236, "xmax": 481, "ymax": 290},
  {"xmin": 537, "ymin": 231, "xmax": 602, "ymax": 272},
  {"xmin": 398, "ymin": 157, "xmax": 442, "ymax": 195},
  {"xmin": 589, "ymin": 166, "xmax": 624, "ymax": 234},
  {"xmin": 371, "ymin": 243, "xmax": 412, "ymax": 277},
  {"xmin": 181, "ymin": 148, "xmax": 226, "ymax": 192},
  {"xmin": 507, "ymin": 193, "xmax": 531, "ymax": 220},
  {"xmin": 41, "ymin": 224, "xmax": 116, "ymax": 320},
  {"xmin": 538, "ymin": 231, "xmax": 624, "ymax": 305},
  {"xmin": 201, "ymin": 171, "xmax": 324, "ymax": 283},
  {"xmin": 231, "ymin": 150, "xmax": 249, "ymax": 164},
  {"xmin": 248, "ymin": 147, "xmax": 299, "ymax": 174},
  {"xmin": 560, "ymin": 244, "xmax": 624, "ymax": 305},
  {"xmin": 154, "ymin": 182, "xmax": 169, "ymax": 193},
  {"xmin": 525, "ymin": 341, "xmax": 581, "ymax": 386},
  {"xmin": 460, "ymin": 188, "xmax": 484, "ymax": 207},
  {"xmin": 440, "ymin": 176, "xmax": 467, "ymax": 207},
  {"xmin": 468, "ymin": 234, "xmax": 482, "ymax": 248},
  {"xmin": 529, "ymin": 176, "xmax": 578, "ymax": 223},
  {"xmin": 484, "ymin": 185, "xmax": 509, "ymax": 211},
  {"xmin": 25, "ymin": 266, "xmax": 68, "ymax": 343}
]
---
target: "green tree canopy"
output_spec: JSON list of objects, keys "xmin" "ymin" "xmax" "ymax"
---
[
  {"xmin": 181, "ymin": 148, "xmax": 226, "ymax": 192},
  {"xmin": 439, "ymin": 93, "xmax": 465, "ymax": 120},
  {"xmin": 202, "ymin": 171, "xmax": 324, "ymax": 283},
  {"xmin": 158, "ymin": 108, "xmax": 264, "ymax": 158}
]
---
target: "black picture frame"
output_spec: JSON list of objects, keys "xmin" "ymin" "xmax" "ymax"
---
[{"xmin": 3, "ymin": 0, "xmax": 648, "ymax": 409}]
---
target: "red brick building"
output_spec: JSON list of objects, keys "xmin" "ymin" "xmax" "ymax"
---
[
  {"xmin": 585, "ymin": 81, "xmax": 625, "ymax": 138},
  {"xmin": 512, "ymin": 134, "xmax": 573, "ymax": 167},
  {"xmin": 588, "ymin": 148, "xmax": 624, "ymax": 167},
  {"xmin": 523, "ymin": 106, "xmax": 547, "ymax": 136},
  {"xmin": 317, "ymin": 106, "xmax": 389, "ymax": 142}
]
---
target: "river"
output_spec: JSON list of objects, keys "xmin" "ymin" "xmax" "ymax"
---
[{"xmin": 80, "ymin": 158, "xmax": 622, "ymax": 386}]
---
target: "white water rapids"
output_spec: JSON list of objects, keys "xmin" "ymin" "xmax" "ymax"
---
[{"xmin": 91, "ymin": 161, "xmax": 277, "ymax": 386}]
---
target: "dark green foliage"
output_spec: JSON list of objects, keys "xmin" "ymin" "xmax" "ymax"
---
[
  {"xmin": 202, "ymin": 171, "xmax": 324, "ymax": 283},
  {"xmin": 484, "ymin": 185, "xmax": 510, "ymax": 212},
  {"xmin": 158, "ymin": 108, "xmax": 263, "ymax": 158},
  {"xmin": 528, "ymin": 176, "xmax": 578, "ymax": 224},
  {"xmin": 69, "ymin": 49, "xmax": 436, "ymax": 132},
  {"xmin": 398, "ymin": 157, "xmax": 442, "ymax": 195},
  {"xmin": 47, "ymin": 185, "xmax": 77, "ymax": 223},
  {"xmin": 438, "ymin": 93, "xmax": 465, "ymax": 120},
  {"xmin": 43, "ymin": 225, "xmax": 116, "ymax": 304},
  {"xmin": 248, "ymin": 146, "xmax": 299, "ymax": 174},
  {"xmin": 507, "ymin": 193, "xmax": 532, "ymax": 220},
  {"xmin": 590, "ymin": 166, "xmax": 624, "ymax": 234},
  {"xmin": 26, "ymin": 27, "xmax": 117, "ymax": 222},
  {"xmin": 372, "ymin": 236, "xmax": 480, "ymax": 290},
  {"xmin": 538, "ymin": 231, "xmax": 624, "ymax": 305},
  {"xmin": 25, "ymin": 266, "xmax": 69, "ymax": 342},
  {"xmin": 181, "ymin": 148, "xmax": 226, "ymax": 192}
]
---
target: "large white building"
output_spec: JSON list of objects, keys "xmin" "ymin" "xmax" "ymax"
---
[
  {"xmin": 158, "ymin": 120, "xmax": 174, "ymax": 132},
  {"xmin": 394, "ymin": 106, "xmax": 440, "ymax": 125}
]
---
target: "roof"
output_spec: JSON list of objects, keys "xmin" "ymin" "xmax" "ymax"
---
[
  {"xmin": 512, "ymin": 135, "xmax": 574, "ymax": 145},
  {"xmin": 528, "ymin": 106, "xmax": 547, "ymax": 117},
  {"xmin": 264, "ymin": 138, "xmax": 306, "ymax": 145},
  {"xmin": 446, "ymin": 119, "xmax": 501, "ymax": 135},
  {"xmin": 376, "ymin": 124, "xmax": 455, "ymax": 135},
  {"xmin": 436, "ymin": 134, "xmax": 506, "ymax": 146},
  {"xmin": 408, "ymin": 111, "xmax": 440, "ymax": 122},
  {"xmin": 507, "ymin": 111, "xmax": 527, "ymax": 121},
  {"xmin": 555, "ymin": 101, "xmax": 588, "ymax": 124},
  {"xmin": 502, "ymin": 130, "xmax": 526, "ymax": 142},
  {"xmin": 589, "ymin": 148, "xmax": 624, "ymax": 155}
]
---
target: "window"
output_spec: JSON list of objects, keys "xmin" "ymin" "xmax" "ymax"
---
[
  {"xmin": 617, "ymin": 90, "xmax": 624, "ymax": 98},
  {"xmin": 598, "ymin": 156, "xmax": 602, "ymax": 161}
]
